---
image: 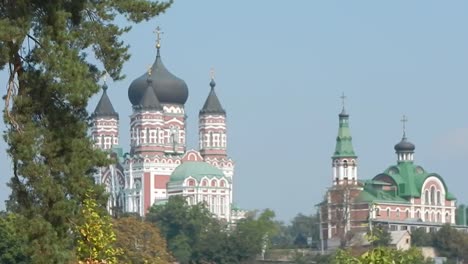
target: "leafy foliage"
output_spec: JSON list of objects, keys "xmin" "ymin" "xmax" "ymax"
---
[
  {"xmin": 113, "ymin": 216, "xmax": 173, "ymax": 264},
  {"xmin": 271, "ymin": 213, "xmax": 320, "ymax": 249},
  {"xmin": 0, "ymin": 212, "xmax": 29, "ymax": 263},
  {"xmin": 367, "ymin": 226, "xmax": 391, "ymax": 247},
  {"xmin": 332, "ymin": 247, "xmax": 433, "ymax": 264},
  {"xmin": 75, "ymin": 190, "xmax": 121, "ymax": 264},
  {"xmin": 147, "ymin": 196, "xmax": 278, "ymax": 263},
  {"xmin": 1, "ymin": 0, "xmax": 171, "ymax": 262}
]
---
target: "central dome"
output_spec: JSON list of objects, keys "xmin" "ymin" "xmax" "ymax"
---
[{"xmin": 128, "ymin": 49, "xmax": 189, "ymax": 106}]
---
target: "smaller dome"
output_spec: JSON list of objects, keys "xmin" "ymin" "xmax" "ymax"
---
[
  {"xmin": 170, "ymin": 161, "xmax": 225, "ymax": 183},
  {"xmin": 394, "ymin": 137, "xmax": 415, "ymax": 152}
]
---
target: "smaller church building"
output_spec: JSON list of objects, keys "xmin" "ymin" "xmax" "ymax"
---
[{"xmin": 320, "ymin": 103, "xmax": 460, "ymax": 248}]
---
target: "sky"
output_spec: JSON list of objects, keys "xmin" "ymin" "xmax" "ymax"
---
[{"xmin": 1, "ymin": 0, "xmax": 468, "ymax": 222}]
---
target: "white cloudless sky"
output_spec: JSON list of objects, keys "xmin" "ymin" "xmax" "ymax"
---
[{"xmin": 1, "ymin": 0, "xmax": 468, "ymax": 221}]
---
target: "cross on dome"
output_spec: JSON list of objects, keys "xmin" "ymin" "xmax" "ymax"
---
[
  {"xmin": 210, "ymin": 68, "xmax": 215, "ymax": 80},
  {"xmin": 401, "ymin": 115, "xmax": 408, "ymax": 137},
  {"xmin": 153, "ymin": 26, "xmax": 164, "ymax": 49},
  {"xmin": 340, "ymin": 92, "xmax": 347, "ymax": 111}
]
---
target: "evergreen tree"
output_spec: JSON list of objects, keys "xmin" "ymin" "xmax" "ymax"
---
[{"xmin": 0, "ymin": 0, "xmax": 172, "ymax": 262}]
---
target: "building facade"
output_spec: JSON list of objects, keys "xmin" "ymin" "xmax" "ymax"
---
[
  {"xmin": 91, "ymin": 36, "xmax": 240, "ymax": 222},
  {"xmin": 320, "ymin": 104, "xmax": 458, "ymax": 248}
]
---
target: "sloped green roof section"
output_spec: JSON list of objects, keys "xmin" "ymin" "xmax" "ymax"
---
[
  {"xmin": 355, "ymin": 187, "xmax": 410, "ymax": 204},
  {"xmin": 333, "ymin": 111, "xmax": 357, "ymax": 158},
  {"xmin": 373, "ymin": 162, "xmax": 455, "ymax": 200},
  {"xmin": 170, "ymin": 161, "xmax": 225, "ymax": 182}
]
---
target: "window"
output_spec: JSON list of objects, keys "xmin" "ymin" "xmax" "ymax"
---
[
  {"xmin": 211, "ymin": 180, "xmax": 217, "ymax": 187},
  {"xmin": 430, "ymin": 186, "xmax": 435, "ymax": 205},
  {"xmin": 188, "ymin": 179, "xmax": 195, "ymax": 187},
  {"xmin": 202, "ymin": 180, "xmax": 208, "ymax": 187},
  {"xmin": 396, "ymin": 209, "xmax": 400, "ymax": 218},
  {"xmin": 437, "ymin": 191, "xmax": 441, "ymax": 205},
  {"xmin": 406, "ymin": 210, "xmax": 410, "ymax": 218},
  {"xmin": 386, "ymin": 208, "xmax": 390, "ymax": 217},
  {"xmin": 425, "ymin": 190, "xmax": 429, "ymax": 204},
  {"xmin": 220, "ymin": 181, "xmax": 225, "ymax": 187}
]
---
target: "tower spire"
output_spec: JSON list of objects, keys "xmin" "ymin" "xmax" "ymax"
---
[
  {"xmin": 394, "ymin": 115, "xmax": 415, "ymax": 163},
  {"xmin": 332, "ymin": 95, "xmax": 357, "ymax": 185}
]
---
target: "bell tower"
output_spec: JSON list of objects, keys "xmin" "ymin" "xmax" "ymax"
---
[
  {"xmin": 199, "ymin": 73, "xmax": 227, "ymax": 159},
  {"xmin": 91, "ymin": 82, "xmax": 119, "ymax": 150},
  {"xmin": 332, "ymin": 94, "xmax": 357, "ymax": 185}
]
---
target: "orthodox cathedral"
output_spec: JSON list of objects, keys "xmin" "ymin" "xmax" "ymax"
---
[
  {"xmin": 320, "ymin": 101, "xmax": 460, "ymax": 247},
  {"xmin": 90, "ymin": 30, "xmax": 243, "ymax": 222}
]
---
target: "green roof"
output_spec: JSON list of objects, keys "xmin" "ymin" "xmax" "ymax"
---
[
  {"xmin": 333, "ymin": 111, "xmax": 356, "ymax": 158},
  {"xmin": 355, "ymin": 187, "xmax": 410, "ymax": 204},
  {"xmin": 170, "ymin": 161, "xmax": 225, "ymax": 183},
  {"xmin": 372, "ymin": 162, "xmax": 455, "ymax": 200}
]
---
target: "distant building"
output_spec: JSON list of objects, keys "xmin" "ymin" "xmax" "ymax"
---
[
  {"xmin": 91, "ymin": 31, "xmax": 244, "ymax": 222},
  {"xmin": 320, "ymin": 100, "xmax": 460, "ymax": 248}
]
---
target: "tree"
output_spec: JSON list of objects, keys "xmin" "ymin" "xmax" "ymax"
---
[
  {"xmin": 113, "ymin": 216, "xmax": 173, "ymax": 264},
  {"xmin": 368, "ymin": 226, "xmax": 391, "ymax": 247},
  {"xmin": 0, "ymin": 212, "xmax": 29, "ymax": 263},
  {"xmin": 147, "ymin": 196, "xmax": 217, "ymax": 263},
  {"xmin": 332, "ymin": 247, "xmax": 433, "ymax": 264},
  {"xmin": 411, "ymin": 228, "xmax": 433, "ymax": 247},
  {"xmin": 1, "ymin": 0, "xmax": 171, "ymax": 262},
  {"xmin": 75, "ymin": 189, "xmax": 121, "ymax": 264},
  {"xmin": 433, "ymin": 224, "xmax": 468, "ymax": 261}
]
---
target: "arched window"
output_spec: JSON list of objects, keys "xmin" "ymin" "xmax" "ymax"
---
[
  {"xmin": 396, "ymin": 209, "xmax": 400, "ymax": 218},
  {"xmin": 425, "ymin": 190, "xmax": 429, "ymax": 205},
  {"xmin": 386, "ymin": 208, "xmax": 390, "ymax": 217},
  {"xmin": 188, "ymin": 179, "xmax": 195, "ymax": 187},
  {"xmin": 202, "ymin": 180, "xmax": 208, "ymax": 187},
  {"xmin": 211, "ymin": 180, "xmax": 217, "ymax": 187},
  {"xmin": 220, "ymin": 181, "xmax": 225, "ymax": 187},
  {"xmin": 343, "ymin": 160, "xmax": 348, "ymax": 178},
  {"xmin": 425, "ymin": 211, "xmax": 429, "ymax": 221},
  {"xmin": 416, "ymin": 210, "xmax": 421, "ymax": 219},
  {"xmin": 406, "ymin": 209, "xmax": 410, "ymax": 218},
  {"xmin": 437, "ymin": 212, "xmax": 441, "ymax": 223},
  {"xmin": 446, "ymin": 212, "xmax": 450, "ymax": 223},
  {"xmin": 437, "ymin": 191, "xmax": 441, "ymax": 205},
  {"xmin": 430, "ymin": 186, "xmax": 435, "ymax": 205}
]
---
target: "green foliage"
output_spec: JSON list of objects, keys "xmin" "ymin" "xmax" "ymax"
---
[
  {"xmin": 1, "ymin": 0, "xmax": 171, "ymax": 262},
  {"xmin": 113, "ymin": 216, "xmax": 173, "ymax": 264},
  {"xmin": 367, "ymin": 226, "xmax": 391, "ymax": 247},
  {"xmin": 271, "ymin": 213, "xmax": 320, "ymax": 249},
  {"xmin": 0, "ymin": 212, "xmax": 30, "ymax": 263},
  {"xmin": 147, "ymin": 196, "xmax": 278, "ymax": 263},
  {"xmin": 411, "ymin": 228, "xmax": 433, "ymax": 247},
  {"xmin": 75, "ymin": 190, "xmax": 121, "ymax": 264},
  {"xmin": 432, "ymin": 225, "xmax": 468, "ymax": 260},
  {"xmin": 332, "ymin": 247, "xmax": 432, "ymax": 264}
]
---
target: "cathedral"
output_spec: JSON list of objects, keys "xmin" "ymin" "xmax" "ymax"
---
[
  {"xmin": 320, "ymin": 100, "xmax": 460, "ymax": 248},
  {"xmin": 90, "ymin": 31, "xmax": 243, "ymax": 222}
]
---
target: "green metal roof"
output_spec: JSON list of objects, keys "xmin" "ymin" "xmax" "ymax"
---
[
  {"xmin": 373, "ymin": 162, "xmax": 455, "ymax": 200},
  {"xmin": 355, "ymin": 188, "xmax": 410, "ymax": 204},
  {"xmin": 332, "ymin": 111, "xmax": 357, "ymax": 158},
  {"xmin": 170, "ymin": 161, "xmax": 225, "ymax": 183}
]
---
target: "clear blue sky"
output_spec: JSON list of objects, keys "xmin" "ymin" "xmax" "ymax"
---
[{"xmin": 1, "ymin": 1, "xmax": 468, "ymax": 222}]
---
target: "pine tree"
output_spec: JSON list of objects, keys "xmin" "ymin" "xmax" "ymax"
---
[{"xmin": 0, "ymin": 0, "xmax": 172, "ymax": 262}]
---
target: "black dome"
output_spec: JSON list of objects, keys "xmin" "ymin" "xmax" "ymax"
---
[
  {"xmin": 128, "ymin": 49, "xmax": 188, "ymax": 105},
  {"xmin": 394, "ymin": 137, "xmax": 415, "ymax": 152}
]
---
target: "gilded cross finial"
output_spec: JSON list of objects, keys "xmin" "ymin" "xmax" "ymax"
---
[
  {"xmin": 401, "ymin": 115, "xmax": 408, "ymax": 137},
  {"xmin": 153, "ymin": 26, "xmax": 164, "ymax": 49},
  {"xmin": 340, "ymin": 92, "xmax": 347, "ymax": 111},
  {"xmin": 210, "ymin": 68, "xmax": 215, "ymax": 80}
]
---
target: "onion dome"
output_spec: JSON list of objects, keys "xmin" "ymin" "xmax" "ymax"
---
[
  {"xmin": 170, "ymin": 161, "xmax": 225, "ymax": 183},
  {"xmin": 199, "ymin": 78, "xmax": 226, "ymax": 115},
  {"xmin": 394, "ymin": 136, "xmax": 415, "ymax": 152},
  {"xmin": 128, "ymin": 48, "xmax": 188, "ymax": 106},
  {"xmin": 92, "ymin": 83, "xmax": 119, "ymax": 119},
  {"xmin": 135, "ymin": 80, "xmax": 163, "ymax": 111}
]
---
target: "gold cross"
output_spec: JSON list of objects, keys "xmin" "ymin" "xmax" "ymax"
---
[
  {"xmin": 153, "ymin": 26, "xmax": 164, "ymax": 49},
  {"xmin": 401, "ymin": 115, "xmax": 408, "ymax": 136}
]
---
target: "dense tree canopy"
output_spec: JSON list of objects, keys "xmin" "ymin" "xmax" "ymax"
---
[
  {"xmin": 0, "ymin": 0, "xmax": 171, "ymax": 262},
  {"xmin": 147, "ymin": 196, "xmax": 278, "ymax": 264},
  {"xmin": 113, "ymin": 216, "xmax": 173, "ymax": 264},
  {"xmin": 0, "ymin": 212, "xmax": 29, "ymax": 263}
]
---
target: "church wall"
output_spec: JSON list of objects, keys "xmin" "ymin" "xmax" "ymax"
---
[{"xmin": 143, "ymin": 172, "xmax": 151, "ymax": 213}]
